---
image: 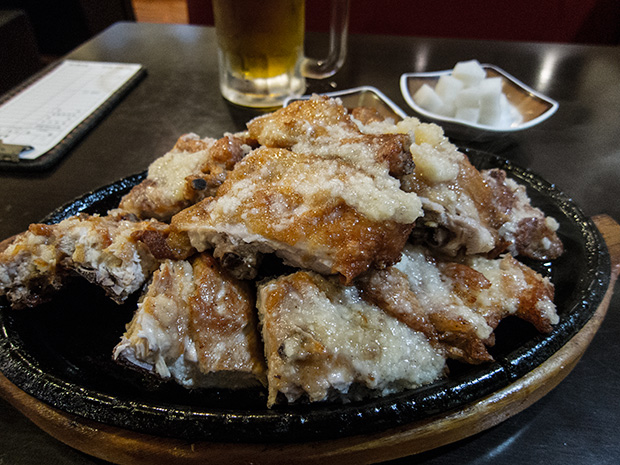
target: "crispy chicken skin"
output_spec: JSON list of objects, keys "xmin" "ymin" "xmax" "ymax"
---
[
  {"xmin": 481, "ymin": 168, "xmax": 563, "ymax": 260},
  {"xmin": 0, "ymin": 225, "xmax": 67, "ymax": 309},
  {"xmin": 257, "ymin": 270, "xmax": 446, "ymax": 406},
  {"xmin": 399, "ymin": 121, "xmax": 563, "ymax": 259},
  {"xmin": 0, "ymin": 211, "xmax": 193, "ymax": 308},
  {"xmin": 247, "ymin": 96, "xmax": 360, "ymax": 148},
  {"xmin": 172, "ymin": 146, "xmax": 421, "ymax": 283},
  {"xmin": 118, "ymin": 133, "xmax": 251, "ymax": 222},
  {"xmin": 351, "ymin": 106, "xmax": 391, "ymax": 125},
  {"xmin": 358, "ymin": 244, "xmax": 558, "ymax": 364},
  {"xmin": 114, "ymin": 253, "xmax": 266, "ymax": 388},
  {"xmin": 247, "ymin": 96, "xmax": 415, "ymax": 180}
]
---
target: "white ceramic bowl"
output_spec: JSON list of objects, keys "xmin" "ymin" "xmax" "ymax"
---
[{"xmin": 400, "ymin": 65, "xmax": 558, "ymax": 137}]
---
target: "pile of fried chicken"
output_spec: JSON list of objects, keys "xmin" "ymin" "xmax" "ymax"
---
[{"xmin": 0, "ymin": 97, "xmax": 563, "ymax": 407}]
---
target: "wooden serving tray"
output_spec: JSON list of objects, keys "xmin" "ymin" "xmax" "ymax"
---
[{"xmin": 1, "ymin": 214, "xmax": 619, "ymax": 465}]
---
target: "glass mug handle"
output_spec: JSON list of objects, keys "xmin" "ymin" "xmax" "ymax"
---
[{"xmin": 301, "ymin": 0, "xmax": 350, "ymax": 79}]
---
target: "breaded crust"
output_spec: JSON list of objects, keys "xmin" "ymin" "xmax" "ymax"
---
[
  {"xmin": 114, "ymin": 253, "xmax": 266, "ymax": 389},
  {"xmin": 119, "ymin": 133, "xmax": 250, "ymax": 221},
  {"xmin": 172, "ymin": 147, "xmax": 420, "ymax": 282},
  {"xmin": 257, "ymin": 271, "xmax": 446, "ymax": 406},
  {"xmin": 358, "ymin": 244, "xmax": 558, "ymax": 364},
  {"xmin": 482, "ymin": 168, "xmax": 563, "ymax": 260}
]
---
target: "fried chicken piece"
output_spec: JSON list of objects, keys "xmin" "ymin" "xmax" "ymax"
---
[
  {"xmin": 0, "ymin": 211, "xmax": 193, "ymax": 308},
  {"xmin": 398, "ymin": 121, "xmax": 563, "ymax": 260},
  {"xmin": 466, "ymin": 253, "xmax": 558, "ymax": 333},
  {"xmin": 257, "ymin": 270, "xmax": 446, "ymax": 407},
  {"xmin": 172, "ymin": 147, "xmax": 421, "ymax": 282},
  {"xmin": 482, "ymin": 168, "xmax": 563, "ymax": 260},
  {"xmin": 248, "ymin": 96, "xmax": 415, "ymax": 181},
  {"xmin": 53, "ymin": 211, "xmax": 190, "ymax": 303},
  {"xmin": 358, "ymin": 247, "xmax": 494, "ymax": 363},
  {"xmin": 247, "ymin": 96, "xmax": 360, "ymax": 148},
  {"xmin": 119, "ymin": 133, "xmax": 251, "ymax": 222},
  {"xmin": 351, "ymin": 106, "xmax": 391, "ymax": 125},
  {"xmin": 114, "ymin": 253, "xmax": 266, "ymax": 389},
  {"xmin": 358, "ymin": 244, "xmax": 558, "ymax": 364},
  {"xmin": 260, "ymin": 103, "xmax": 503, "ymax": 257},
  {"xmin": 0, "ymin": 225, "xmax": 67, "ymax": 309},
  {"xmin": 399, "ymin": 130, "xmax": 507, "ymax": 256}
]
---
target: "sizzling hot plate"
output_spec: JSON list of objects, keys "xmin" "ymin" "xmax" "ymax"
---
[{"xmin": 0, "ymin": 150, "xmax": 611, "ymax": 443}]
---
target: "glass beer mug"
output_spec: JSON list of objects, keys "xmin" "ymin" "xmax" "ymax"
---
[{"xmin": 212, "ymin": 0, "xmax": 350, "ymax": 108}]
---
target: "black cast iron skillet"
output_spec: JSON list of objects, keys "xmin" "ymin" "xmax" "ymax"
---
[{"xmin": 0, "ymin": 149, "xmax": 611, "ymax": 443}]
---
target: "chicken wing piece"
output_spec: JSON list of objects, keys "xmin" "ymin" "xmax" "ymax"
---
[
  {"xmin": 119, "ymin": 132, "xmax": 252, "ymax": 222},
  {"xmin": 257, "ymin": 270, "xmax": 446, "ymax": 407},
  {"xmin": 172, "ymin": 147, "xmax": 422, "ymax": 282},
  {"xmin": 0, "ymin": 211, "xmax": 193, "ymax": 309},
  {"xmin": 399, "ymin": 121, "xmax": 563, "ymax": 259},
  {"xmin": 247, "ymin": 95, "xmax": 360, "ymax": 148},
  {"xmin": 247, "ymin": 96, "xmax": 415, "ymax": 180},
  {"xmin": 357, "ymin": 244, "xmax": 558, "ymax": 364},
  {"xmin": 52, "ymin": 211, "xmax": 193, "ymax": 303},
  {"xmin": 0, "ymin": 225, "xmax": 67, "ymax": 309},
  {"xmin": 114, "ymin": 253, "xmax": 266, "ymax": 389},
  {"xmin": 482, "ymin": 168, "xmax": 563, "ymax": 260}
]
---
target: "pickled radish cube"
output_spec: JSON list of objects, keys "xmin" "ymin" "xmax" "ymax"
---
[
  {"xmin": 437, "ymin": 102, "xmax": 456, "ymax": 117},
  {"xmin": 478, "ymin": 78, "xmax": 503, "ymax": 126},
  {"xmin": 413, "ymin": 84, "xmax": 444, "ymax": 113},
  {"xmin": 479, "ymin": 103, "xmax": 502, "ymax": 126},
  {"xmin": 454, "ymin": 87, "xmax": 481, "ymax": 109},
  {"xmin": 500, "ymin": 94, "xmax": 521, "ymax": 126},
  {"xmin": 452, "ymin": 60, "xmax": 486, "ymax": 87},
  {"xmin": 479, "ymin": 77, "xmax": 503, "ymax": 99},
  {"xmin": 455, "ymin": 107, "xmax": 480, "ymax": 123},
  {"xmin": 435, "ymin": 75, "xmax": 464, "ymax": 104},
  {"xmin": 500, "ymin": 93, "xmax": 510, "ymax": 111}
]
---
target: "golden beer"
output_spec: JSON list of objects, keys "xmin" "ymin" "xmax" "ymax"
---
[
  {"xmin": 212, "ymin": 0, "xmax": 349, "ymax": 107},
  {"xmin": 213, "ymin": 0, "xmax": 305, "ymax": 80}
]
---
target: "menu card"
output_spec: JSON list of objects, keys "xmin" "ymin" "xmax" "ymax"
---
[{"xmin": 0, "ymin": 60, "xmax": 145, "ymax": 169}]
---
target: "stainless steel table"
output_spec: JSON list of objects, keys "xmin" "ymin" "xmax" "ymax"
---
[{"xmin": 0, "ymin": 22, "xmax": 619, "ymax": 464}]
